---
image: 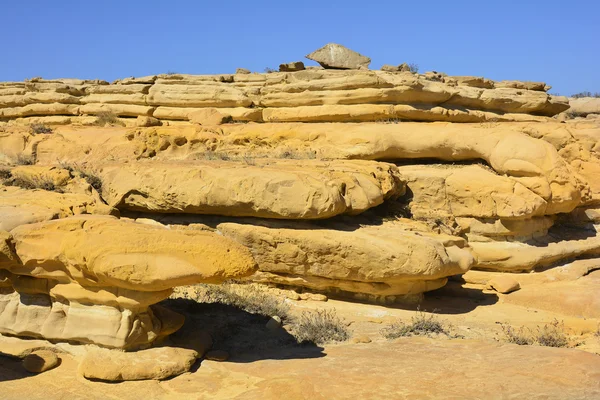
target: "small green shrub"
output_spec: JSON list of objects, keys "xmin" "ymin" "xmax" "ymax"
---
[
  {"xmin": 95, "ymin": 111, "xmax": 123, "ymax": 127},
  {"xmin": 293, "ymin": 309, "xmax": 350, "ymax": 345},
  {"xmin": 381, "ymin": 309, "xmax": 447, "ymax": 339},
  {"xmin": 30, "ymin": 123, "xmax": 53, "ymax": 135}
]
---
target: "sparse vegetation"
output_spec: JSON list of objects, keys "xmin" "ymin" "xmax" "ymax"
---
[
  {"xmin": 29, "ymin": 123, "xmax": 53, "ymax": 135},
  {"xmin": 8, "ymin": 175, "xmax": 61, "ymax": 192},
  {"xmin": 79, "ymin": 169, "xmax": 102, "ymax": 191},
  {"xmin": 15, "ymin": 154, "xmax": 34, "ymax": 165},
  {"xmin": 165, "ymin": 71, "xmax": 178, "ymax": 75},
  {"xmin": 292, "ymin": 309, "xmax": 350, "ymax": 345},
  {"xmin": 264, "ymin": 67, "xmax": 277, "ymax": 73},
  {"xmin": 178, "ymin": 282, "xmax": 291, "ymax": 321},
  {"xmin": 95, "ymin": 111, "xmax": 123, "ymax": 127},
  {"xmin": 501, "ymin": 324, "xmax": 534, "ymax": 345},
  {"xmin": 276, "ymin": 148, "xmax": 317, "ymax": 159},
  {"xmin": 535, "ymin": 319, "xmax": 569, "ymax": 348},
  {"xmin": 194, "ymin": 148, "xmax": 317, "ymax": 162},
  {"xmin": 57, "ymin": 162, "xmax": 102, "ymax": 191},
  {"xmin": 500, "ymin": 319, "xmax": 569, "ymax": 348},
  {"xmin": 571, "ymin": 91, "xmax": 600, "ymax": 98},
  {"xmin": 198, "ymin": 150, "xmax": 232, "ymax": 161},
  {"xmin": 408, "ymin": 63, "xmax": 419, "ymax": 73},
  {"xmin": 381, "ymin": 309, "xmax": 447, "ymax": 339},
  {"xmin": 0, "ymin": 168, "xmax": 11, "ymax": 181}
]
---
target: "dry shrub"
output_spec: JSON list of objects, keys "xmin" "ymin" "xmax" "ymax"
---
[
  {"xmin": 79, "ymin": 169, "xmax": 102, "ymax": 191},
  {"xmin": 15, "ymin": 154, "xmax": 34, "ymax": 165},
  {"xmin": 501, "ymin": 325, "xmax": 534, "ymax": 346},
  {"xmin": 501, "ymin": 319, "xmax": 569, "ymax": 348},
  {"xmin": 535, "ymin": 319, "xmax": 568, "ymax": 348},
  {"xmin": 0, "ymin": 168, "xmax": 11, "ymax": 181},
  {"xmin": 8, "ymin": 176, "xmax": 61, "ymax": 192},
  {"xmin": 59, "ymin": 162, "xmax": 102, "ymax": 191},
  {"xmin": 95, "ymin": 112, "xmax": 123, "ymax": 127},
  {"xmin": 293, "ymin": 309, "xmax": 350, "ymax": 345},
  {"xmin": 381, "ymin": 309, "xmax": 447, "ymax": 339},
  {"xmin": 183, "ymin": 282, "xmax": 290, "ymax": 321},
  {"xmin": 30, "ymin": 123, "xmax": 53, "ymax": 135}
]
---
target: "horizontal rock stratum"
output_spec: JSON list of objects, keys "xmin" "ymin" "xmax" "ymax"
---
[
  {"xmin": 0, "ymin": 69, "xmax": 570, "ymax": 127},
  {"xmin": 99, "ymin": 160, "xmax": 404, "ymax": 219}
]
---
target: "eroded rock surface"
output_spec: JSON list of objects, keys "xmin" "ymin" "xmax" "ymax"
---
[
  {"xmin": 0, "ymin": 216, "xmax": 256, "ymax": 348},
  {"xmin": 99, "ymin": 160, "xmax": 404, "ymax": 219}
]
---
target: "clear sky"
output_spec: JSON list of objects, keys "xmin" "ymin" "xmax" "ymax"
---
[{"xmin": 2, "ymin": 0, "xmax": 598, "ymax": 95}]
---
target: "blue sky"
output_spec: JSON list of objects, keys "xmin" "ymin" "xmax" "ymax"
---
[{"xmin": 2, "ymin": 0, "xmax": 598, "ymax": 95}]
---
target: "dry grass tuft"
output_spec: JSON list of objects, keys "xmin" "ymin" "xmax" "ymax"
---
[
  {"xmin": 501, "ymin": 319, "xmax": 569, "ymax": 348},
  {"xmin": 8, "ymin": 175, "xmax": 61, "ymax": 192},
  {"xmin": 95, "ymin": 111, "xmax": 124, "ymax": 127},
  {"xmin": 381, "ymin": 309, "xmax": 447, "ymax": 339},
  {"xmin": 292, "ymin": 309, "xmax": 350, "ymax": 345},
  {"xmin": 179, "ymin": 282, "xmax": 290, "ymax": 321},
  {"xmin": 501, "ymin": 325, "xmax": 534, "ymax": 346}
]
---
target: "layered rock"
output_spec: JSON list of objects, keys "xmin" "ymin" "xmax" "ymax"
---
[
  {"xmin": 216, "ymin": 219, "xmax": 473, "ymax": 302},
  {"xmin": 0, "ymin": 216, "xmax": 256, "ymax": 348},
  {"xmin": 99, "ymin": 160, "xmax": 404, "ymax": 219},
  {"xmin": 0, "ymin": 69, "xmax": 569, "ymax": 126}
]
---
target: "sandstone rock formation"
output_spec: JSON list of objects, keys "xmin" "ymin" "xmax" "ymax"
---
[
  {"xmin": 98, "ymin": 160, "xmax": 404, "ymax": 219},
  {"xmin": 0, "ymin": 216, "xmax": 255, "ymax": 348},
  {"xmin": 0, "ymin": 69, "xmax": 569, "ymax": 127},
  {"xmin": 0, "ymin": 62, "xmax": 598, "ymax": 356}
]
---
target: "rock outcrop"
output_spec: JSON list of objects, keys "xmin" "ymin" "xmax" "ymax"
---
[
  {"xmin": 0, "ymin": 61, "xmax": 598, "ymax": 356},
  {"xmin": 99, "ymin": 160, "xmax": 404, "ymax": 219},
  {"xmin": 0, "ymin": 216, "xmax": 255, "ymax": 348},
  {"xmin": 0, "ymin": 69, "xmax": 569, "ymax": 127}
]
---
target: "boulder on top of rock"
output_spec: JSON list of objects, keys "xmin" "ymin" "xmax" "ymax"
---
[
  {"xmin": 306, "ymin": 43, "xmax": 371, "ymax": 70},
  {"xmin": 279, "ymin": 62, "xmax": 305, "ymax": 72},
  {"xmin": 235, "ymin": 68, "xmax": 250, "ymax": 74}
]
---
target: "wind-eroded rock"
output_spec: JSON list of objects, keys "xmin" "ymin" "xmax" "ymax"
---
[
  {"xmin": 99, "ymin": 160, "xmax": 404, "ymax": 219},
  {"xmin": 0, "ymin": 215, "xmax": 256, "ymax": 348},
  {"xmin": 211, "ymin": 123, "xmax": 586, "ymax": 214},
  {"xmin": 398, "ymin": 164, "xmax": 548, "ymax": 220},
  {"xmin": 217, "ymin": 219, "xmax": 473, "ymax": 300}
]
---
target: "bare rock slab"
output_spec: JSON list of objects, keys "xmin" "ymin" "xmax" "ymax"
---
[
  {"xmin": 306, "ymin": 43, "xmax": 371, "ymax": 70},
  {"xmin": 78, "ymin": 347, "xmax": 198, "ymax": 381}
]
